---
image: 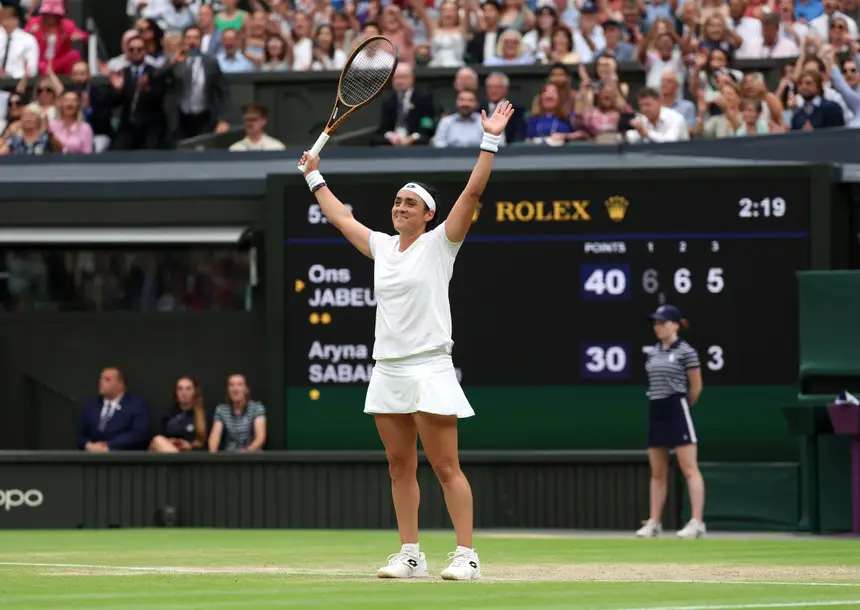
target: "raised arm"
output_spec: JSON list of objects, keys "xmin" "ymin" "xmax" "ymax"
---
[
  {"xmin": 445, "ymin": 101, "xmax": 514, "ymax": 244},
  {"xmin": 299, "ymin": 152, "xmax": 373, "ymax": 259}
]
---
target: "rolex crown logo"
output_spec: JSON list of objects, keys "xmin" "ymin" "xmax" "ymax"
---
[{"xmin": 605, "ymin": 196, "xmax": 629, "ymax": 222}]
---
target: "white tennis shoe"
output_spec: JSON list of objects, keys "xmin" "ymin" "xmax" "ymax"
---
[
  {"xmin": 635, "ymin": 520, "xmax": 662, "ymax": 538},
  {"xmin": 376, "ymin": 551, "xmax": 428, "ymax": 578},
  {"xmin": 676, "ymin": 519, "xmax": 707, "ymax": 539},
  {"xmin": 440, "ymin": 546, "xmax": 481, "ymax": 580}
]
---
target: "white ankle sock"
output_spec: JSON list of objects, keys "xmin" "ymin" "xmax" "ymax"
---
[
  {"xmin": 401, "ymin": 543, "xmax": 419, "ymax": 556},
  {"xmin": 456, "ymin": 545, "xmax": 473, "ymax": 554}
]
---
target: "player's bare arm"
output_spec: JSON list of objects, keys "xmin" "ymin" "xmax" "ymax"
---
[
  {"xmin": 300, "ymin": 152, "xmax": 373, "ymax": 259},
  {"xmin": 445, "ymin": 101, "xmax": 514, "ymax": 244}
]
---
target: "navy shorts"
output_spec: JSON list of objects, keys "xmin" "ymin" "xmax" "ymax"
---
[{"xmin": 648, "ymin": 394, "xmax": 697, "ymax": 448}]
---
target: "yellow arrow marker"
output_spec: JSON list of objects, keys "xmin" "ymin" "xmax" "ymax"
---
[
  {"xmin": 295, "ymin": 280, "xmax": 305, "ymax": 292},
  {"xmin": 320, "ymin": 312, "xmax": 332, "ymax": 325},
  {"xmin": 309, "ymin": 389, "xmax": 320, "ymax": 401},
  {"xmin": 309, "ymin": 313, "xmax": 320, "ymax": 324}
]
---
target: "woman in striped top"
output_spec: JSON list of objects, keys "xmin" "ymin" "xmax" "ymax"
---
[{"xmin": 636, "ymin": 304, "xmax": 706, "ymax": 539}]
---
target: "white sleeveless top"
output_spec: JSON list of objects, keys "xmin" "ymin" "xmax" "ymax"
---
[{"xmin": 368, "ymin": 222, "xmax": 462, "ymax": 360}]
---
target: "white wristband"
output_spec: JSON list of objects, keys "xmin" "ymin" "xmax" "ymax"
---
[
  {"xmin": 480, "ymin": 132, "xmax": 501, "ymax": 153},
  {"xmin": 305, "ymin": 170, "xmax": 325, "ymax": 192}
]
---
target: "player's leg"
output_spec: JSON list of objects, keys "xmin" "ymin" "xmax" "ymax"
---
[
  {"xmin": 374, "ymin": 413, "xmax": 428, "ymax": 578},
  {"xmin": 675, "ymin": 442, "xmax": 706, "ymax": 538},
  {"xmin": 637, "ymin": 447, "xmax": 669, "ymax": 537},
  {"xmin": 414, "ymin": 412, "xmax": 479, "ymax": 580}
]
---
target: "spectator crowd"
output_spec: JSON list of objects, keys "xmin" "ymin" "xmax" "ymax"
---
[
  {"xmin": 78, "ymin": 367, "xmax": 267, "ymax": 453},
  {"xmin": 0, "ymin": 0, "xmax": 857, "ymax": 153}
]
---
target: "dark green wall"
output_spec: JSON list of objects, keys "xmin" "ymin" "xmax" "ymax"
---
[{"xmin": 286, "ymin": 385, "xmax": 798, "ymax": 461}]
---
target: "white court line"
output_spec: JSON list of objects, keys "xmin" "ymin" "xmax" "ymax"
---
[
  {"xmin": 2, "ymin": 562, "xmax": 860, "ymax": 590},
  {"xmin": 614, "ymin": 602, "xmax": 860, "ymax": 610}
]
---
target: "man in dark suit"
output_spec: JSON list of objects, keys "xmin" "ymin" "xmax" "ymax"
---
[
  {"xmin": 77, "ymin": 367, "xmax": 151, "ymax": 452},
  {"xmin": 481, "ymin": 71, "xmax": 525, "ymax": 144},
  {"xmin": 791, "ymin": 69, "xmax": 846, "ymax": 130},
  {"xmin": 158, "ymin": 25, "xmax": 231, "ymax": 147},
  {"xmin": 108, "ymin": 36, "xmax": 166, "ymax": 150},
  {"xmin": 372, "ymin": 63, "xmax": 436, "ymax": 147}
]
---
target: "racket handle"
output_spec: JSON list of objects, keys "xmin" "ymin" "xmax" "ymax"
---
[{"xmin": 298, "ymin": 132, "xmax": 330, "ymax": 172}]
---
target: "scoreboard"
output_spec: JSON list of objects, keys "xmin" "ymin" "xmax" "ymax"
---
[{"xmin": 284, "ymin": 169, "xmax": 811, "ymax": 394}]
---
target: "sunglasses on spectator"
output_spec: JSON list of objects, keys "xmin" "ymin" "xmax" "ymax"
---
[
  {"xmin": 9, "ymin": 99, "xmax": 20, "ymax": 107},
  {"xmin": 845, "ymin": 67, "xmax": 858, "ymax": 73},
  {"xmin": 831, "ymin": 22, "xmax": 846, "ymax": 29}
]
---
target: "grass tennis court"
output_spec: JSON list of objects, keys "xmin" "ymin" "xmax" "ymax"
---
[{"xmin": 1, "ymin": 530, "xmax": 859, "ymax": 609}]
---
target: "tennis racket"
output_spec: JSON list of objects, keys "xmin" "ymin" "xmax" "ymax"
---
[{"xmin": 297, "ymin": 36, "xmax": 399, "ymax": 172}]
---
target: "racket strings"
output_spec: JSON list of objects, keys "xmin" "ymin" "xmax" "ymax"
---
[{"xmin": 339, "ymin": 39, "xmax": 397, "ymax": 107}]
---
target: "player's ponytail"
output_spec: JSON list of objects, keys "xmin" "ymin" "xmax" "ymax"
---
[{"xmin": 414, "ymin": 181, "xmax": 442, "ymax": 229}]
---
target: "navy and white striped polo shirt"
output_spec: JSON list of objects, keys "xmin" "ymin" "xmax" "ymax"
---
[{"xmin": 645, "ymin": 340, "xmax": 700, "ymax": 400}]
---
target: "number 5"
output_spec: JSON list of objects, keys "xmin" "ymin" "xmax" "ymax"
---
[{"xmin": 707, "ymin": 268, "xmax": 724, "ymax": 294}]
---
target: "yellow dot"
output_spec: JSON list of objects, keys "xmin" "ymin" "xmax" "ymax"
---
[
  {"xmin": 309, "ymin": 313, "xmax": 320, "ymax": 324},
  {"xmin": 309, "ymin": 389, "xmax": 320, "ymax": 400},
  {"xmin": 321, "ymin": 312, "xmax": 332, "ymax": 325}
]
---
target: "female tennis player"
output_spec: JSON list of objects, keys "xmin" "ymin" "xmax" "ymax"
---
[
  {"xmin": 636, "ymin": 304, "xmax": 707, "ymax": 539},
  {"xmin": 298, "ymin": 101, "xmax": 513, "ymax": 580}
]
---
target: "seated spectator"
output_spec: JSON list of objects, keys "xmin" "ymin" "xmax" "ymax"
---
[
  {"xmin": 0, "ymin": 102, "xmax": 52, "ymax": 154},
  {"xmin": 690, "ymin": 48, "xmax": 744, "ymax": 107},
  {"xmin": 698, "ymin": 14, "xmax": 740, "ymax": 57},
  {"xmin": 262, "ymin": 34, "xmax": 291, "ymax": 71},
  {"xmin": 625, "ymin": 86, "xmax": 689, "ymax": 143},
  {"xmin": 572, "ymin": 2, "xmax": 605, "ymax": 63},
  {"xmin": 77, "ymin": 367, "xmax": 151, "ymax": 452},
  {"xmin": 109, "ymin": 37, "xmax": 165, "ymax": 151},
  {"xmin": 32, "ymin": 72, "xmax": 61, "ymax": 121},
  {"xmin": 601, "ymin": 18, "xmax": 635, "ymax": 61},
  {"xmin": 824, "ymin": 45, "xmax": 860, "ymax": 126},
  {"xmin": 790, "ymin": 69, "xmax": 846, "ymax": 129},
  {"xmin": 218, "ymin": 28, "xmax": 256, "ymax": 73},
  {"xmin": 49, "ymin": 91, "xmax": 93, "ymax": 154},
  {"xmin": 0, "ymin": 7, "xmax": 38, "ymax": 79},
  {"xmin": 809, "ymin": 0, "xmax": 858, "ymax": 39},
  {"xmin": 638, "ymin": 18, "xmax": 684, "ymax": 90},
  {"xmin": 418, "ymin": 0, "xmax": 469, "ymax": 68},
  {"xmin": 245, "ymin": 11, "xmax": 269, "ymax": 66},
  {"xmin": 136, "ymin": 18, "xmax": 165, "ymax": 65},
  {"xmin": 0, "ymin": 92, "xmax": 23, "ymax": 140},
  {"xmin": 525, "ymin": 4, "xmax": 559, "ymax": 59},
  {"xmin": 433, "ymin": 89, "xmax": 487, "ymax": 148},
  {"xmin": 161, "ymin": 26, "xmax": 231, "ymax": 146},
  {"xmin": 149, "ymin": 376, "xmax": 208, "ymax": 453},
  {"xmin": 485, "ymin": 29, "xmax": 535, "ymax": 66},
  {"xmin": 793, "ymin": 51, "xmax": 853, "ymax": 121},
  {"xmin": 542, "ymin": 25, "xmax": 580, "ymax": 64},
  {"xmin": 198, "ymin": 4, "xmax": 223, "ymax": 56},
  {"xmin": 500, "ymin": 0, "xmax": 535, "ymax": 33},
  {"xmin": 208, "ymin": 374, "xmax": 267, "ymax": 453},
  {"xmin": 593, "ymin": 54, "xmax": 630, "ymax": 100},
  {"xmin": 312, "ymin": 24, "xmax": 348, "ymax": 71},
  {"xmin": 216, "ymin": 0, "xmax": 249, "ymax": 33},
  {"xmin": 149, "ymin": 0, "xmax": 196, "ymax": 35},
  {"xmin": 525, "ymin": 82, "xmax": 576, "ymax": 145},
  {"xmin": 547, "ymin": 62, "xmax": 577, "ymax": 116},
  {"xmin": 454, "ymin": 66, "xmax": 479, "ymax": 95},
  {"xmin": 466, "ymin": 0, "xmax": 505, "ymax": 65},
  {"xmin": 741, "ymin": 72, "xmax": 787, "ymax": 131},
  {"xmin": 482, "ymin": 71, "xmax": 525, "ymax": 143},
  {"xmin": 697, "ymin": 81, "xmax": 744, "ymax": 138},
  {"xmin": 229, "ymin": 103, "xmax": 286, "ymax": 151},
  {"xmin": 660, "ymin": 70, "xmax": 697, "ymax": 134},
  {"xmin": 162, "ymin": 31, "xmax": 183, "ymax": 59},
  {"xmin": 69, "ymin": 61, "xmax": 114, "ymax": 152},
  {"xmin": 737, "ymin": 98, "xmax": 772, "ymax": 135},
  {"xmin": 580, "ymin": 82, "xmax": 632, "ymax": 140},
  {"xmin": 372, "ymin": 63, "xmax": 435, "ymax": 146},
  {"xmin": 736, "ymin": 13, "xmax": 799, "ymax": 58},
  {"xmin": 291, "ymin": 11, "xmax": 315, "ymax": 71},
  {"xmin": 331, "ymin": 11, "xmax": 355, "ymax": 54},
  {"xmin": 727, "ymin": 0, "xmax": 763, "ymax": 57},
  {"xmin": 24, "ymin": 0, "xmax": 88, "ymax": 75}
]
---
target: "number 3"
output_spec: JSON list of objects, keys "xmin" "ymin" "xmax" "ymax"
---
[{"xmin": 707, "ymin": 345, "xmax": 724, "ymax": 371}]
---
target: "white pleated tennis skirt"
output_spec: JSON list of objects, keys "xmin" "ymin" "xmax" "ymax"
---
[{"xmin": 364, "ymin": 349, "xmax": 474, "ymax": 418}]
